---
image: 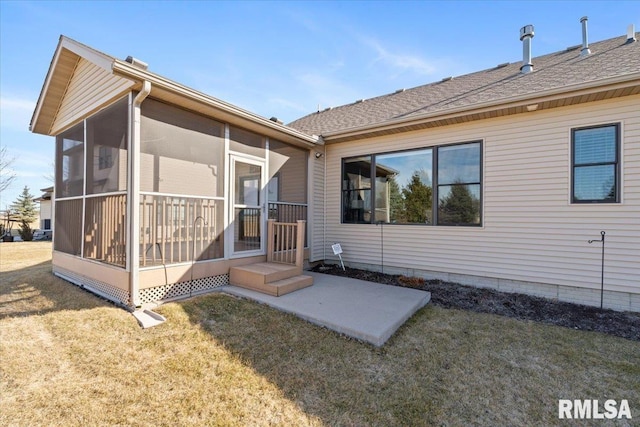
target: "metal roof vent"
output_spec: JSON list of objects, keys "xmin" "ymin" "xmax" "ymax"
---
[
  {"xmin": 269, "ymin": 117, "xmax": 283, "ymax": 124},
  {"xmin": 580, "ymin": 16, "xmax": 591, "ymax": 56},
  {"xmin": 125, "ymin": 56, "xmax": 148, "ymax": 70},
  {"xmin": 627, "ymin": 24, "xmax": 637, "ymax": 43},
  {"xmin": 520, "ymin": 24, "xmax": 534, "ymax": 74}
]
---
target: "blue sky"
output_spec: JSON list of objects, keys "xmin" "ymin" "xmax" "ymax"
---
[{"xmin": 1, "ymin": 0, "xmax": 638, "ymax": 210}]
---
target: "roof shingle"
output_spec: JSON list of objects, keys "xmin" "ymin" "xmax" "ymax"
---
[{"xmin": 288, "ymin": 34, "xmax": 640, "ymax": 136}]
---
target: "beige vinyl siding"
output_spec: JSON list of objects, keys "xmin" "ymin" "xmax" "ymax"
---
[
  {"xmin": 51, "ymin": 58, "xmax": 133, "ymax": 134},
  {"xmin": 310, "ymin": 147, "xmax": 325, "ymax": 261},
  {"xmin": 324, "ymin": 95, "xmax": 640, "ymax": 294}
]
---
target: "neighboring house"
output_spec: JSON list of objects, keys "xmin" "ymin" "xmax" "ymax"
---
[
  {"xmin": 30, "ymin": 21, "xmax": 640, "ymax": 312},
  {"xmin": 36, "ymin": 186, "xmax": 53, "ymax": 231}
]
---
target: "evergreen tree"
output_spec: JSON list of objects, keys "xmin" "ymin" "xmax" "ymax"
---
[
  {"xmin": 438, "ymin": 184, "xmax": 479, "ymax": 225},
  {"xmin": 12, "ymin": 186, "xmax": 38, "ymax": 241},
  {"xmin": 401, "ymin": 172, "xmax": 432, "ymax": 223}
]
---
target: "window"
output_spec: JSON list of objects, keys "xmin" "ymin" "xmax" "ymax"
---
[
  {"xmin": 98, "ymin": 146, "xmax": 113, "ymax": 170},
  {"xmin": 572, "ymin": 124, "xmax": 620, "ymax": 203},
  {"xmin": 437, "ymin": 142, "xmax": 481, "ymax": 225},
  {"xmin": 342, "ymin": 156, "xmax": 372, "ymax": 223},
  {"xmin": 342, "ymin": 141, "xmax": 481, "ymax": 226},
  {"xmin": 374, "ymin": 149, "xmax": 433, "ymax": 224}
]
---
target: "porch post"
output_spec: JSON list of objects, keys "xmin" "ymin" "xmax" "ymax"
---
[
  {"xmin": 267, "ymin": 219, "xmax": 275, "ymax": 263},
  {"xmin": 296, "ymin": 220, "xmax": 305, "ymax": 271}
]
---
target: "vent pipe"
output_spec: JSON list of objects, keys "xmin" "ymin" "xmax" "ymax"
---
[
  {"xmin": 627, "ymin": 24, "xmax": 637, "ymax": 43},
  {"xmin": 125, "ymin": 56, "xmax": 149, "ymax": 70},
  {"xmin": 520, "ymin": 24, "xmax": 534, "ymax": 74},
  {"xmin": 580, "ymin": 16, "xmax": 591, "ymax": 56}
]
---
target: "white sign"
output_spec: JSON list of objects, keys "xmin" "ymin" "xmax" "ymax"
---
[{"xmin": 332, "ymin": 243, "xmax": 343, "ymax": 255}]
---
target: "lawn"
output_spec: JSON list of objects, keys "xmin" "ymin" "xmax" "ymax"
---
[{"xmin": 1, "ymin": 242, "xmax": 638, "ymax": 426}]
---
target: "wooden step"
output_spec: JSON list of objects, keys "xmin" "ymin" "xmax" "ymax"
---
[
  {"xmin": 232, "ymin": 274, "xmax": 313, "ymax": 297},
  {"xmin": 230, "ymin": 262, "xmax": 301, "ymax": 287}
]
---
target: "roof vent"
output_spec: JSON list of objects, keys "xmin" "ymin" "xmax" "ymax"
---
[
  {"xmin": 125, "ymin": 56, "xmax": 148, "ymax": 70},
  {"xmin": 354, "ymin": 99, "xmax": 365, "ymax": 104},
  {"xmin": 394, "ymin": 88, "xmax": 406, "ymax": 93},
  {"xmin": 580, "ymin": 16, "xmax": 591, "ymax": 56},
  {"xmin": 627, "ymin": 24, "xmax": 637, "ymax": 43},
  {"xmin": 520, "ymin": 24, "xmax": 534, "ymax": 74},
  {"xmin": 495, "ymin": 62, "xmax": 510, "ymax": 69},
  {"xmin": 269, "ymin": 117, "xmax": 283, "ymax": 124},
  {"xmin": 565, "ymin": 44, "xmax": 581, "ymax": 52},
  {"xmin": 441, "ymin": 76, "xmax": 453, "ymax": 82}
]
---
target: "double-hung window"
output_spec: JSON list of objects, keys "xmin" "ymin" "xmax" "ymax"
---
[{"xmin": 572, "ymin": 124, "xmax": 620, "ymax": 203}]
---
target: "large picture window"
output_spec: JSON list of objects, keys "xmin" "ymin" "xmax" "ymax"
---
[
  {"xmin": 572, "ymin": 124, "xmax": 620, "ymax": 203},
  {"xmin": 342, "ymin": 141, "xmax": 481, "ymax": 226}
]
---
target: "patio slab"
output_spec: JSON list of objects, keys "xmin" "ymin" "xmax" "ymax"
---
[{"xmin": 223, "ymin": 271, "xmax": 430, "ymax": 346}]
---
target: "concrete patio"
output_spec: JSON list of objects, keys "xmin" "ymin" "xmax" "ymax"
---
[{"xmin": 223, "ymin": 271, "xmax": 431, "ymax": 346}]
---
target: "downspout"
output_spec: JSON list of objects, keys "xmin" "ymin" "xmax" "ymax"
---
[
  {"xmin": 323, "ymin": 146, "xmax": 327, "ymax": 262},
  {"xmin": 129, "ymin": 81, "xmax": 151, "ymax": 308}
]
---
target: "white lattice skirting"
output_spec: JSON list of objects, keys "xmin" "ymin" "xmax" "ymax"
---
[
  {"xmin": 53, "ymin": 267, "xmax": 131, "ymax": 306},
  {"xmin": 54, "ymin": 267, "xmax": 229, "ymax": 306},
  {"xmin": 139, "ymin": 274, "xmax": 229, "ymax": 304}
]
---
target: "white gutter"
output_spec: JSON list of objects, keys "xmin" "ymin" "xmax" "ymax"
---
[
  {"xmin": 321, "ymin": 72, "xmax": 640, "ymax": 141},
  {"xmin": 129, "ymin": 80, "xmax": 151, "ymax": 308}
]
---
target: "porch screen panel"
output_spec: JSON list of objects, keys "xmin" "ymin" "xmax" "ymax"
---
[
  {"xmin": 56, "ymin": 123, "xmax": 85, "ymax": 198},
  {"xmin": 54, "ymin": 199, "xmax": 83, "ymax": 255},
  {"xmin": 86, "ymin": 98, "xmax": 128, "ymax": 195},
  {"xmin": 84, "ymin": 195, "xmax": 126, "ymax": 267},
  {"xmin": 229, "ymin": 126, "xmax": 265, "ymax": 158},
  {"xmin": 140, "ymin": 99, "xmax": 224, "ymax": 197},
  {"xmin": 268, "ymin": 139, "xmax": 308, "ymax": 224}
]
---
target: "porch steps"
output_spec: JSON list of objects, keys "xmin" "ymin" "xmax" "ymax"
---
[{"xmin": 229, "ymin": 262, "xmax": 313, "ymax": 297}]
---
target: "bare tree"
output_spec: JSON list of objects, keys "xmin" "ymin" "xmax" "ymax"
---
[
  {"xmin": 0, "ymin": 146, "xmax": 17, "ymax": 193},
  {"xmin": 43, "ymin": 161, "xmax": 55, "ymax": 184}
]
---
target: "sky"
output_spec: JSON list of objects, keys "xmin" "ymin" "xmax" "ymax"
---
[{"xmin": 1, "ymin": 0, "xmax": 638, "ymax": 211}]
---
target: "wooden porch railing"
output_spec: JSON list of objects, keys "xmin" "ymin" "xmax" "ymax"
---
[{"xmin": 267, "ymin": 219, "xmax": 305, "ymax": 272}]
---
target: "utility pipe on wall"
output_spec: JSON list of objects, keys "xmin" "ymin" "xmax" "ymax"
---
[{"xmin": 129, "ymin": 81, "xmax": 151, "ymax": 308}]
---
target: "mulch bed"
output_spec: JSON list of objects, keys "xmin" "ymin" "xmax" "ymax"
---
[{"xmin": 311, "ymin": 265, "xmax": 640, "ymax": 342}]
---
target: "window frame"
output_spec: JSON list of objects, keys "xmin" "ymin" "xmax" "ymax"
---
[
  {"xmin": 571, "ymin": 123, "xmax": 621, "ymax": 204},
  {"xmin": 341, "ymin": 140, "xmax": 483, "ymax": 226}
]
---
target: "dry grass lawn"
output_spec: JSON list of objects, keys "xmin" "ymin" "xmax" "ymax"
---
[{"xmin": 1, "ymin": 242, "xmax": 638, "ymax": 426}]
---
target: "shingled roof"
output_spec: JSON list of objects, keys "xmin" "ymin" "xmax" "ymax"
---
[{"xmin": 288, "ymin": 33, "xmax": 640, "ymax": 142}]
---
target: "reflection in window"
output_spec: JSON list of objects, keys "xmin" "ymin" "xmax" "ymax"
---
[
  {"xmin": 572, "ymin": 124, "xmax": 619, "ymax": 203},
  {"xmin": 437, "ymin": 143, "xmax": 481, "ymax": 225},
  {"xmin": 342, "ymin": 141, "xmax": 482, "ymax": 226},
  {"xmin": 375, "ymin": 149, "xmax": 433, "ymax": 224},
  {"xmin": 342, "ymin": 156, "xmax": 372, "ymax": 223}
]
